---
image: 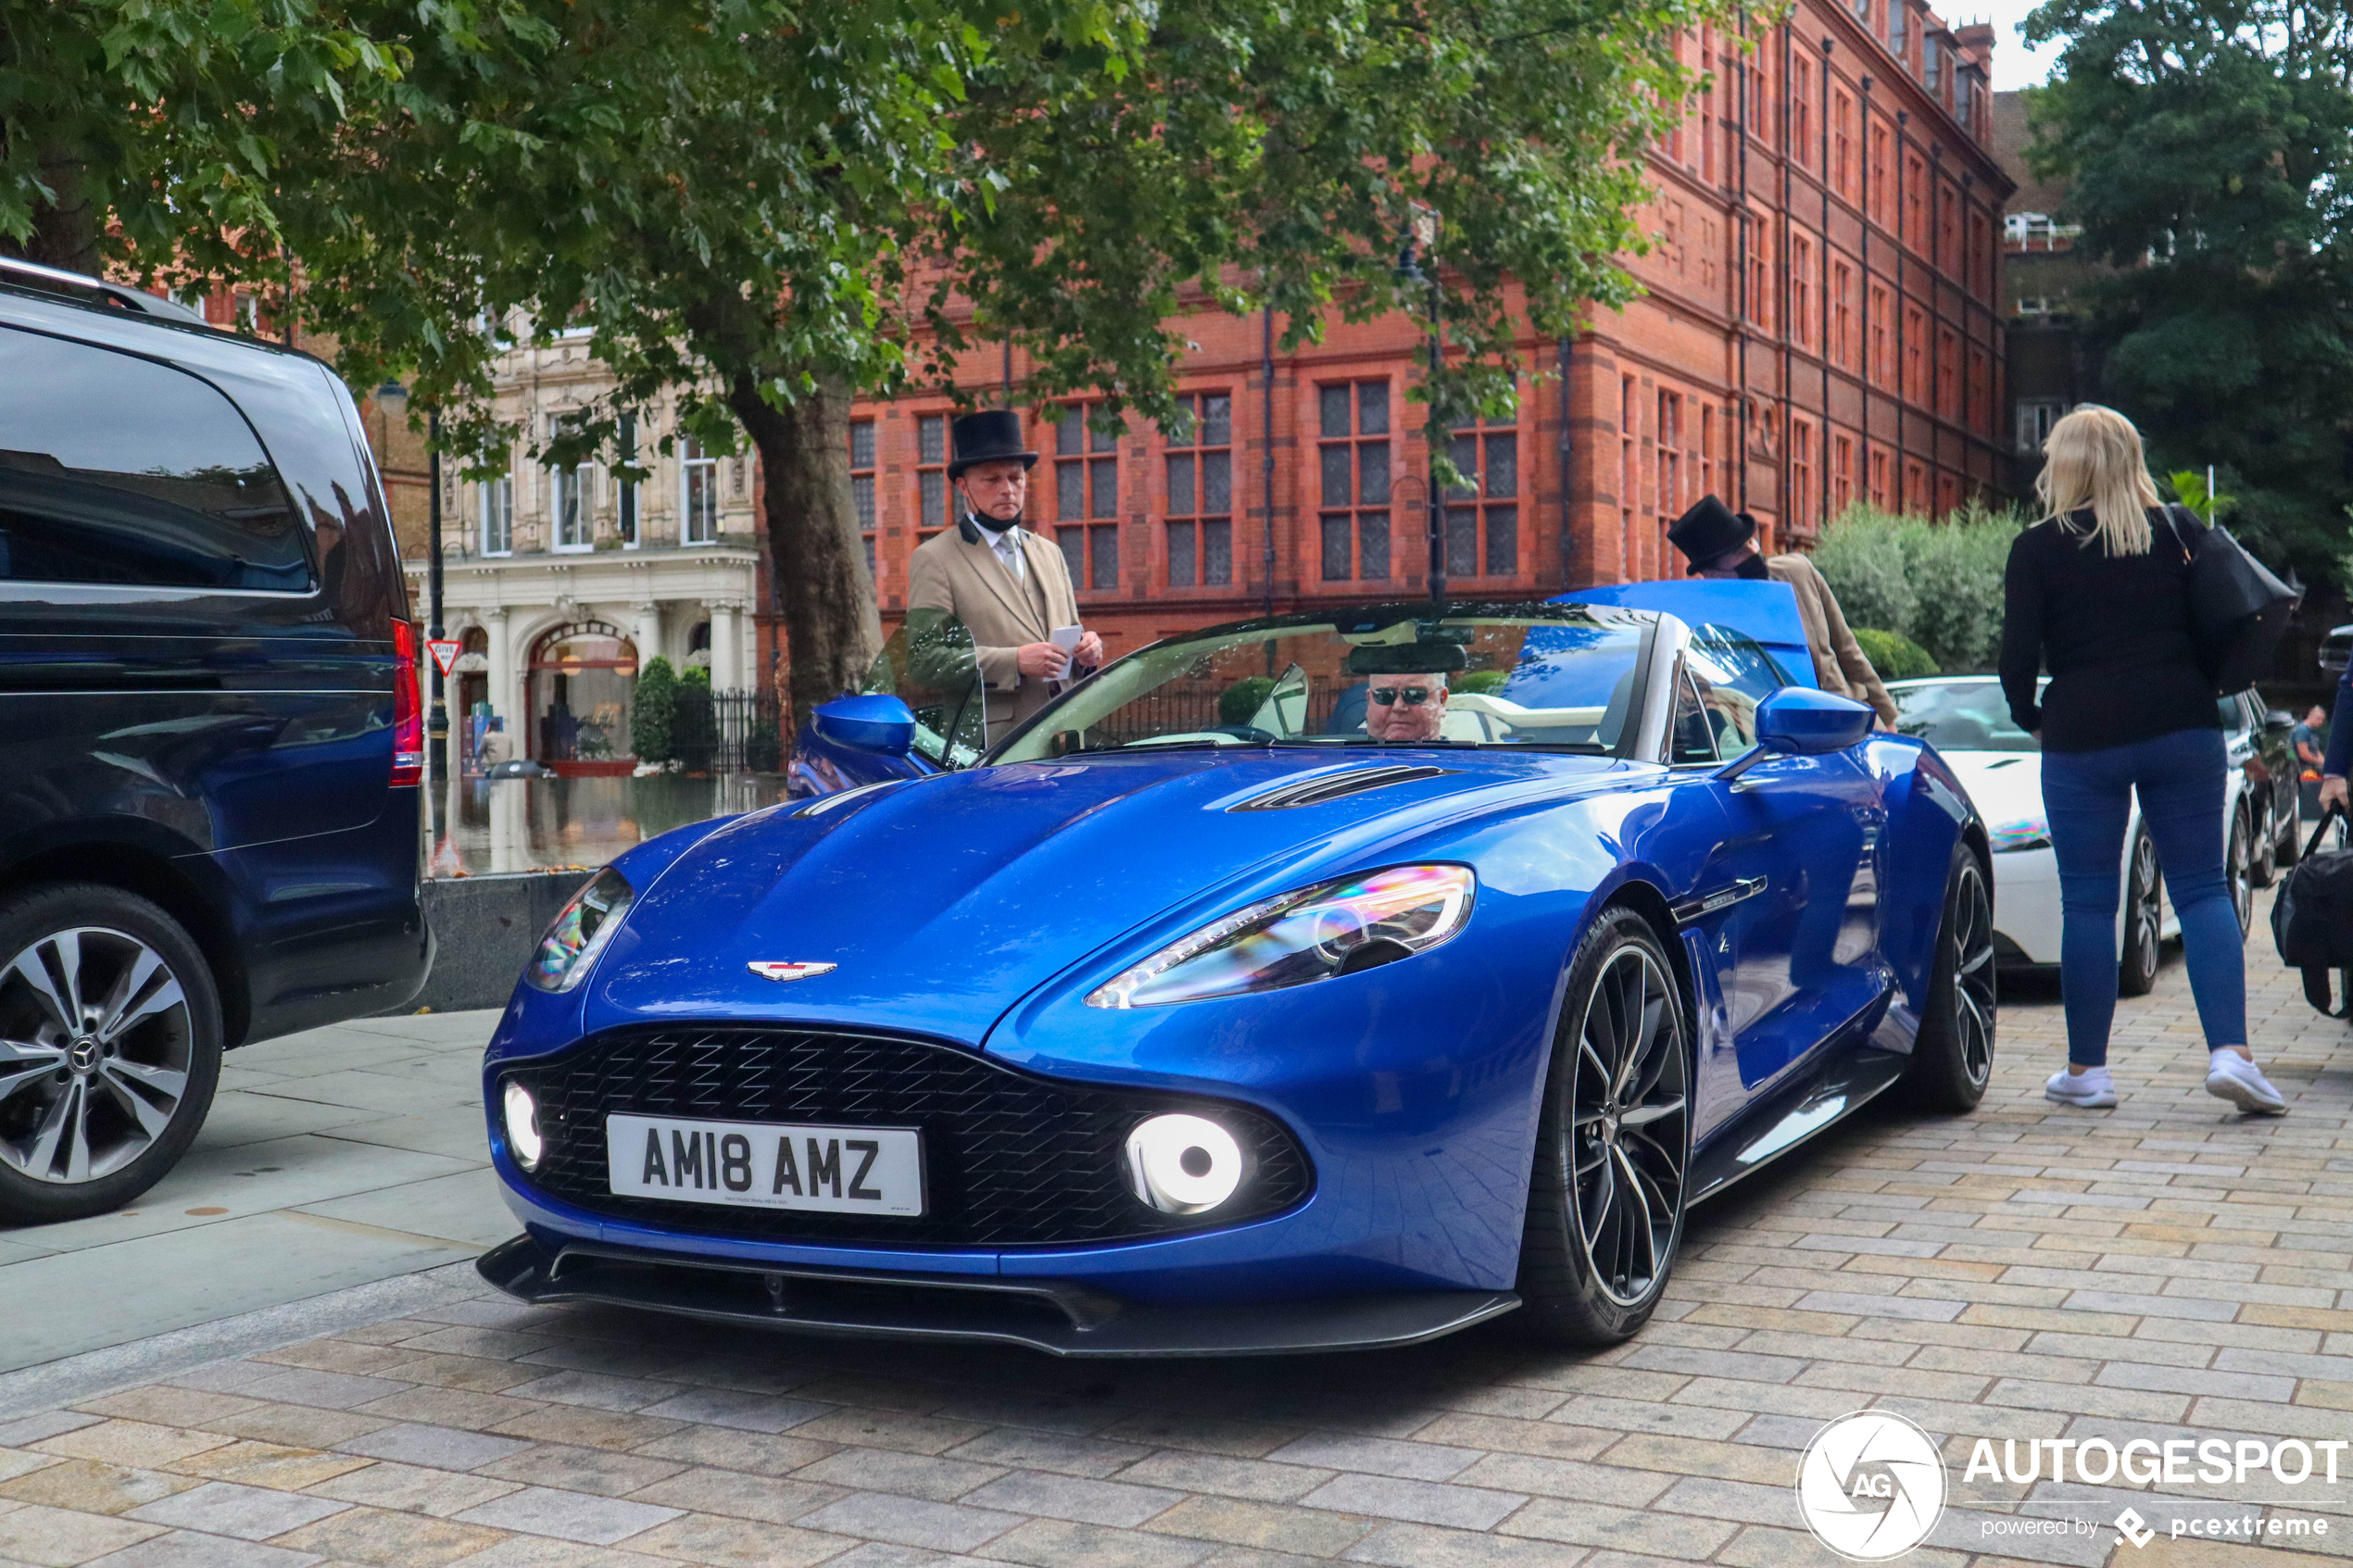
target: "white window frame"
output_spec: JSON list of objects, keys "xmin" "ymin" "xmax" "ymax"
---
[
  {"xmin": 548, "ymin": 415, "xmax": 594, "ymax": 554},
  {"xmin": 616, "ymin": 412, "xmax": 640, "ymax": 549},
  {"xmin": 681, "ymin": 437, "xmax": 719, "ymax": 546},
  {"xmin": 2017, "ymin": 398, "xmax": 2068, "ymax": 453},
  {"xmin": 479, "ymin": 476, "xmax": 513, "ymax": 557}
]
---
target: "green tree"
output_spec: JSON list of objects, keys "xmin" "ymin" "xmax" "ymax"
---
[
  {"xmin": 2166, "ymin": 469, "xmax": 2236, "ymax": 526},
  {"xmin": 7, "ymin": 0, "xmax": 1744, "ymax": 721},
  {"xmin": 630, "ymin": 654, "xmax": 676, "ymax": 763},
  {"xmin": 1811, "ymin": 508, "xmax": 1919, "ymax": 641},
  {"xmin": 0, "ymin": 3, "xmax": 447, "ymax": 278},
  {"xmin": 269, "ymin": 0, "xmax": 1738, "ymax": 722},
  {"xmin": 1813, "ymin": 502, "xmax": 2024, "ymax": 672},
  {"xmin": 1219, "ymin": 678, "xmax": 1276, "ymax": 727},
  {"xmin": 673, "ymin": 664, "xmax": 714, "ymax": 774},
  {"xmin": 1850, "ymin": 628, "xmax": 1939, "ymax": 683},
  {"xmin": 2023, "ymin": 0, "xmax": 2353, "ymax": 578}
]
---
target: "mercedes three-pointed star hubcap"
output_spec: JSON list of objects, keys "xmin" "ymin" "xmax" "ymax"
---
[{"xmin": 0, "ymin": 927, "xmax": 195, "ymax": 1185}]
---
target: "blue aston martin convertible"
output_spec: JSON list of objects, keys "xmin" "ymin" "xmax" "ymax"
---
[{"xmin": 477, "ymin": 598, "xmax": 1993, "ymax": 1354}]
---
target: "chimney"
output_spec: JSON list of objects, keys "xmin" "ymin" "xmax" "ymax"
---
[{"xmin": 1955, "ymin": 21, "xmax": 1994, "ymax": 67}]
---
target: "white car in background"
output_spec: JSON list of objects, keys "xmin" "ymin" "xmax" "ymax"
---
[{"xmin": 1890, "ymin": 677, "xmax": 2297, "ymax": 994}]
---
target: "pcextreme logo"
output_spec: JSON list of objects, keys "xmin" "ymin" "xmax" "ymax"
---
[{"xmin": 1795, "ymin": 1411, "xmax": 1947, "ymax": 1562}]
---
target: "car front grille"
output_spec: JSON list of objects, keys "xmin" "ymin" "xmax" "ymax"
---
[{"xmin": 504, "ymin": 1025, "xmax": 1313, "ymax": 1248}]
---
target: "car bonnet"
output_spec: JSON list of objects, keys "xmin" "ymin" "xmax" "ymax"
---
[
  {"xmin": 579, "ymin": 748, "xmax": 1603, "ymax": 1044},
  {"xmin": 1939, "ymin": 749, "xmax": 2044, "ymax": 835}
]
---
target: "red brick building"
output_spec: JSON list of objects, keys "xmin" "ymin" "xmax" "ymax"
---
[{"xmin": 811, "ymin": 3, "xmax": 2014, "ymax": 671}]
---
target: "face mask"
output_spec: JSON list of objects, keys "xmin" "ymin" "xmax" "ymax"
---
[
  {"xmin": 1736, "ymin": 552, "xmax": 1769, "ymax": 580},
  {"xmin": 971, "ymin": 510, "xmax": 1017, "ymax": 534}
]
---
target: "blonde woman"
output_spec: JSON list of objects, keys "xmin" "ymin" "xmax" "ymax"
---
[{"xmin": 1999, "ymin": 406, "xmax": 2284, "ymax": 1113}]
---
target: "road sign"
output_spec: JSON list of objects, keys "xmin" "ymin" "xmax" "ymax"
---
[{"xmin": 426, "ymin": 638, "xmax": 461, "ymax": 679}]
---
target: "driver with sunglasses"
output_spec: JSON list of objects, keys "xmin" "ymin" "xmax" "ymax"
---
[{"xmin": 1365, "ymin": 671, "xmax": 1449, "ymax": 743}]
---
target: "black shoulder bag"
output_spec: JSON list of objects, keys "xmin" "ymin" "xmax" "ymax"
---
[
  {"xmin": 2164, "ymin": 504, "xmax": 2298, "ymax": 694},
  {"xmin": 2272, "ymin": 806, "xmax": 2353, "ymax": 1017}
]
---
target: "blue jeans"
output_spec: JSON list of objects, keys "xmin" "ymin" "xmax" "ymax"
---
[{"xmin": 2042, "ymin": 727, "xmax": 2246, "ymax": 1066}]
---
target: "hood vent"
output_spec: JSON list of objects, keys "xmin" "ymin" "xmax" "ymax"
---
[{"xmin": 1227, "ymin": 764, "xmax": 1459, "ymax": 813}]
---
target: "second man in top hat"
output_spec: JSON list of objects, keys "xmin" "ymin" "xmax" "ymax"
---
[
  {"xmin": 1667, "ymin": 495, "xmax": 1897, "ymax": 729},
  {"xmin": 906, "ymin": 409, "xmax": 1104, "ymax": 734}
]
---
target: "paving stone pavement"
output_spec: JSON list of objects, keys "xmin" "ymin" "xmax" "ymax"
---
[
  {"xmin": 9, "ymin": 891, "xmax": 2353, "ymax": 1568},
  {"xmin": 0, "ymin": 1010, "xmax": 504, "ymax": 1373}
]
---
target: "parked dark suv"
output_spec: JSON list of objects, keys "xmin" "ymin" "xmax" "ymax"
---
[{"xmin": 0, "ymin": 259, "xmax": 431, "ymax": 1223}]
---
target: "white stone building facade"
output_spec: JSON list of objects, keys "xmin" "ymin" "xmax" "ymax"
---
[{"xmin": 401, "ymin": 333, "xmax": 765, "ymax": 770}]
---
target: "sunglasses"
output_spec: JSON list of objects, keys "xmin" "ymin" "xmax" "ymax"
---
[{"xmin": 1369, "ymin": 686, "xmax": 1439, "ymax": 707}]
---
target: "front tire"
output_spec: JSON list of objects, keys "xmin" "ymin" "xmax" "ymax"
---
[
  {"xmin": 2119, "ymin": 826, "xmax": 2162, "ymax": 997},
  {"xmin": 0, "ymin": 884, "xmax": 222, "ymax": 1224},
  {"xmin": 1517, "ymin": 908, "xmax": 1691, "ymax": 1346},
  {"xmin": 1900, "ymin": 845, "xmax": 1996, "ymax": 1113}
]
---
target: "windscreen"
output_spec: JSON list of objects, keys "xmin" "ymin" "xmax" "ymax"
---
[
  {"xmin": 1892, "ymin": 680, "xmax": 2038, "ymax": 753},
  {"xmin": 862, "ymin": 609, "xmax": 986, "ymax": 766},
  {"xmin": 992, "ymin": 606, "xmax": 1648, "ymax": 763}
]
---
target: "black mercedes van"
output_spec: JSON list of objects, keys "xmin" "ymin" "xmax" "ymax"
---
[{"xmin": 0, "ymin": 258, "xmax": 431, "ymax": 1223}]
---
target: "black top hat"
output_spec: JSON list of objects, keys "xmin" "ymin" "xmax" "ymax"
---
[
  {"xmin": 1667, "ymin": 494, "xmax": 1757, "ymax": 574},
  {"xmin": 948, "ymin": 409, "xmax": 1038, "ymax": 479}
]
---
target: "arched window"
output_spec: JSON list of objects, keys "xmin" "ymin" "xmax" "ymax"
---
[{"xmin": 527, "ymin": 621, "xmax": 638, "ymax": 770}]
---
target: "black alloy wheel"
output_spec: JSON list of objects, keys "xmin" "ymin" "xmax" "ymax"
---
[
  {"xmin": 2228, "ymin": 805, "xmax": 2256, "ymax": 938},
  {"xmin": 2118, "ymin": 825, "xmax": 2162, "ymax": 997},
  {"xmin": 1900, "ymin": 844, "xmax": 1997, "ymax": 1112},
  {"xmin": 1517, "ymin": 907, "xmax": 1691, "ymax": 1345},
  {"xmin": 0, "ymin": 884, "xmax": 221, "ymax": 1224}
]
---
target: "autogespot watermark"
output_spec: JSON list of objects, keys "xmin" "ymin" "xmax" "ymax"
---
[{"xmin": 1794, "ymin": 1413, "xmax": 2341, "ymax": 1561}]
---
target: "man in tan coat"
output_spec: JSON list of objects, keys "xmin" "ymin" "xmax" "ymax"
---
[
  {"xmin": 905, "ymin": 409, "xmax": 1101, "ymax": 737},
  {"xmin": 1667, "ymin": 495, "xmax": 1896, "ymax": 729}
]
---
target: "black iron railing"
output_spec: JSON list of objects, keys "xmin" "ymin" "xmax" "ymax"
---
[{"xmin": 672, "ymin": 688, "xmax": 785, "ymax": 773}]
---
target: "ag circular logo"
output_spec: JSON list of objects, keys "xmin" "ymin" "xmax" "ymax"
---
[{"xmin": 1794, "ymin": 1411, "xmax": 1947, "ymax": 1561}]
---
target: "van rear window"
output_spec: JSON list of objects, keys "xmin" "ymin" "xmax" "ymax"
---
[{"xmin": 0, "ymin": 326, "xmax": 312, "ymax": 593}]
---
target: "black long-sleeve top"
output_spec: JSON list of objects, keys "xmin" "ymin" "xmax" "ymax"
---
[{"xmin": 1998, "ymin": 508, "xmax": 2219, "ymax": 753}]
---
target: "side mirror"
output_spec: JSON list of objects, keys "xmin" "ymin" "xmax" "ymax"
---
[
  {"xmin": 812, "ymin": 695, "xmax": 917, "ymax": 757},
  {"xmin": 1720, "ymin": 687, "xmax": 1875, "ymax": 781}
]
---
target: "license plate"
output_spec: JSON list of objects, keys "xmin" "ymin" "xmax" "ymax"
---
[{"xmin": 605, "ymin": 1114, "xmax": 924, "ymax": 1216}]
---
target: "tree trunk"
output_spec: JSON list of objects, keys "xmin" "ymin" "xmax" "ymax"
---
[
  {"xmin": 730, "ymin": 370, "xmax": 880, "ymax": 729},
  {"xmin": 0, "ymin": 144, "xmax": 103, "ymax": 274}
]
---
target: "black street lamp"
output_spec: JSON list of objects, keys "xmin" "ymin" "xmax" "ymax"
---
[
  {"xmin": 1395, "ymin": 208, "xmax": 1446, "ymax": 604},
  {"xmin": 423, "ymin": 403, "xmax": 447, "ymax": 789}
]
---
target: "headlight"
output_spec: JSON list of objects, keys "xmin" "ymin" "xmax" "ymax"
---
[
  {"xmin": 525, "ymin": 867, "xmax": 634, "ymax": 992},
  {"xmin": 1087, "ymin": 864, "xmax": 1475, "ymax": 1010},
  {"xmin": 502, "ymin": 1080, "xmax": 544, "ymax": 1170},
  {"xmin": 1990, "ymin": 819, "xmax": 2051, "ymax": 853}
]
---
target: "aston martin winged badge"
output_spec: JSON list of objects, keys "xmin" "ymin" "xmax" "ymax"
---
[{"xmin": 748, "ymin": 961, "xmax": 837, "ymax": 982}]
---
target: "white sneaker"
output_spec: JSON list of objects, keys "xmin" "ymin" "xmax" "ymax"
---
[
  {"xmin": 2045, "ymin": 1066, "xmax": 2118, "ymax": 1108},
  {"xmin": 2206, "ymin": 1051, "xmax": 2287, "ymax": 1114}
]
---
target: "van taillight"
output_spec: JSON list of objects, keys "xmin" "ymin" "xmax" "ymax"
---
[{"xmin": 391, "ymin": 619, "xmax": 424, "ymax": 786}]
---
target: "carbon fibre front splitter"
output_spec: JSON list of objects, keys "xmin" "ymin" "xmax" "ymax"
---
[{"xmin": 477, "ymin": 1234, "xmax": 1521, "ymax": 1359}]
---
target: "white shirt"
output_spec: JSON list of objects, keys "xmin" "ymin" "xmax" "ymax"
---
[{"xmin": 980, "ymin": 521, "xmax": 1026, "ymax": 584}]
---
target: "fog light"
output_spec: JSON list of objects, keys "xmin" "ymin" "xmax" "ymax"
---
[
  {"xmin": 1125, "ymin": 1113, "xmax": 1243, "ymax": 1214},
  {"xmin": 502, "ymin": 1080, "xmax": 543, "ymax": 1171}
]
